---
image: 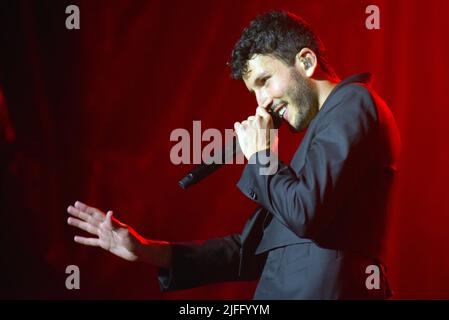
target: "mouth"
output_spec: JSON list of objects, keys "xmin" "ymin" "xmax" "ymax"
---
[{"xmin": 272, "ymin": 102, "xmax": 288, "ymax": 120}]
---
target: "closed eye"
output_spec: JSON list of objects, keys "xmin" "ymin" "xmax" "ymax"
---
[
  {"xmin": 247, "ymin": 74, "xmax": 271, "ymax": 93},
  {"xmin": 259, "ymin": 76, "xmax": 270, "ymax": 86}
]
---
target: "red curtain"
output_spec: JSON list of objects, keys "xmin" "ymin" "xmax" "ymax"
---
[{"xmin": 1, "ymin": 0, "xmax": 449, "ymax": 299}]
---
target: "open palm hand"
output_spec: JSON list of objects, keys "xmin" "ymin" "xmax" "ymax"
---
[{"xmin": 67, "ymin": 201, "xmax": 140, "ymax": 261}]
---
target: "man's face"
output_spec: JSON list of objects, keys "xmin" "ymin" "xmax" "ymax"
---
[{"xmin": 243, "ymin": 54, "xmax": 319, "ymax": 132}]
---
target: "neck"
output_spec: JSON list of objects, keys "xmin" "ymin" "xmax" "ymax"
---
[{"xmin": 314, "ymin": 78, "xmax": 340, "ymax": 110}]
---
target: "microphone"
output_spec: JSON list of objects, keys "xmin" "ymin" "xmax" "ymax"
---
[{"xmin": 178, "ymin": 108, "xmax": 283, "ymax": 190}]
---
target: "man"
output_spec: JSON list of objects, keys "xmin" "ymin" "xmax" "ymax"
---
[{"xmin": 67, "ymin": 11, "xmax": 400, "ymax": 299}]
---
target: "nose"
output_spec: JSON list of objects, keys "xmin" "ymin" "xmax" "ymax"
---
[{"xmin": 255, "ymin": 89, "xmax": 272, "ymax": 109}]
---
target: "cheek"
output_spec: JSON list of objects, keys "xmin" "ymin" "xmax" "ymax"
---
[{"xmin": 269, "ymin": 80, "xmax": 288, "ymax": 98}]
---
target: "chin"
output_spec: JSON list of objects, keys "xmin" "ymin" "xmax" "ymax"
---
[
  {"xmin": 286, "ymin": 121, "xmax": 303, "ymax": 133},
  {"xmin": 286, "ymin": 114, "xmax": 304, "ymax": 132}
]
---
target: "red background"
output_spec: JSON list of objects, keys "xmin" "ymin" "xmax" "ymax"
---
[{"xmin": 1, "ymin": 0, "xmax": 449, "ymax": 299}]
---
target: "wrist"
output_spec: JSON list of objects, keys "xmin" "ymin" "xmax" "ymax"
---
[{"xmin": 135, "ymin": 238, "xmax": 172, "ymax": 268}]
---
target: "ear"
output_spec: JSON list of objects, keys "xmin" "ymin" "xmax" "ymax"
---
[{"xmin": 295, "ymin": 48, "xmax": 318, "ymax": 78}]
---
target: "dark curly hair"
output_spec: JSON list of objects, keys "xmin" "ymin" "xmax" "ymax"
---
[{"xmin": 230, "ymin": 10, "xmax": 336, "ymax": 80}]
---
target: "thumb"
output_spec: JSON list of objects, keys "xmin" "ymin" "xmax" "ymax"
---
[{"xmin": 105, "ymin": 210, "xmax": 113, "ymax": 227}]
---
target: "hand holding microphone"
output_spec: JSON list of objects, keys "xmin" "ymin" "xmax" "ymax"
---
[
  {"xmin": 234, "ymin": 106, "xmax": 277, "ymax": 160},
  {"xmin": 178, "ymin": 102, "xmax": 283, "ymax": 190}
]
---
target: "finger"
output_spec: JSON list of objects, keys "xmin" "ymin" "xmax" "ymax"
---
[
  {"xmin": 255, "ymin": 115, "xmax": 264, "ymax": 129},
  {"xmin": 234, "ymin": 122, "xmax": 243, "ymax": 136},
  {"xmin": 67, "ymin": 206, "xmax": 102, "ymax": 227},
  {"xmin": 247, "ymin": 115, "xmax": 256, "ymax": 122},
  {"xmin": 74, "ymin": 201, "xmax": 103, "ymax": 217},
  {"xmin": 261, "ymin": 98, "xmax": 273, "ymax": 109},
  {"xmin": 74, "ymin": 201, "xmax": 106, "ymax": 221},
  {"xmin": 104, "ymin": 211, "xmax": 113, "ymax": 228},
  {"xmin": 67, "ymin": 205, "xmax": 95, "ymax": 223},
  {"xmin": 256, "ymin": 106, "xmax": 270, "ymax": 119},
  {"xmin": 67, "ymin": 217, "xmax": 99, "ymax": 236},
  {"xmin": 74, "ymin": 236, "xmax": 100, "ymax": 247}
]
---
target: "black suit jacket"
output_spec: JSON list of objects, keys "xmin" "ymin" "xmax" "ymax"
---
[{"xmin": 158, "ymin": 73, "xmax": 401, "ymax": 299}]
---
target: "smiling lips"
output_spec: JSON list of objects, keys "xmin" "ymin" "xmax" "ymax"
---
[{"xmin": 271, "ymin": 102, "xmax": 288, "ymax": 120}]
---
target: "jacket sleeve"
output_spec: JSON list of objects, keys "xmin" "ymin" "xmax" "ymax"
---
[
  {"xmin": 236, "ymin": 85, "xmax": 378, "ymax": 240},
  {"xmin": 158, "ymin": 235, "xmax": 242, "ymax": 292},
  {"xmin": 157, "ymin": 208, "xmax": 268, "ymax": 292}
]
